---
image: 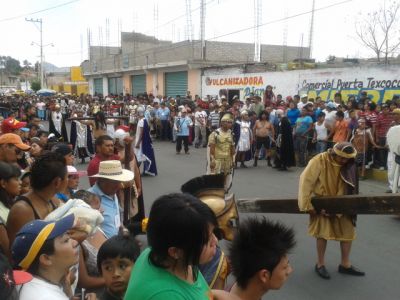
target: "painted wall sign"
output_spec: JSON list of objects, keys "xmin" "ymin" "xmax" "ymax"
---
[{"xmin": 201, "ymin": 66, "xmax": 400, "ymax": 103}]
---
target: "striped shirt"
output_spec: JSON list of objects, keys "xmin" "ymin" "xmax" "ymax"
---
[
  {"xmin": 376, "ymin": 113, "xmax": 394, "ymax": 138},
  {"xmin": 208, "ymin": 111, "xmax": 220, "ymax": 128}
]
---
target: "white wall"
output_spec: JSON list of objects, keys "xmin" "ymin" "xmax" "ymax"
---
[{"xmin": 201, "ymin": 65, "xmax": 400, "ymax": 103}]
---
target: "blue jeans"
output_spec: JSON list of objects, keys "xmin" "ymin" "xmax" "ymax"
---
[
  {"xmin": 316, "ymin": 141, "xmax": 327, "ymax": 154},
  {"xmin": 295, "ymin": 134, "xmax": 308, "ymax": 166}
]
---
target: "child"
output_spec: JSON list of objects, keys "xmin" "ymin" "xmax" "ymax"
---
[
  {"xmin": 229, "ymin": 217, "xmax": 296, "ymax": 300},
  {"xmin": 350, "ymin": 118, "xmax": 380, "ymax": 178},
  {"xmin": 20, "ymin": 171, "xmax": 31, "ymax": 195},
  {"xmin": 97, "ymin": 230, "xmax": 140, "ymax": 300}
]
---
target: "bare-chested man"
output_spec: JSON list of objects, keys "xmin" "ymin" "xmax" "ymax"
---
[{"xmin": 253, "ymin": 110, "xmax": 275, "ymax": 167}]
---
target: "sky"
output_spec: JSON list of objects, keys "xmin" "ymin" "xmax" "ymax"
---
[{"xmin": 0, "ymin": 0, "xmax": 387, "ymax": 68}]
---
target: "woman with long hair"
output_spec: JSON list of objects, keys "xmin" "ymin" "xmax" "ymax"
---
[
  {"xmin": 125, "ymin": 193, "xmax": 235, "ymax": 300},
  {"xmin": 0, "ymin": 162, "xmax": 21, "ymax": 257}
]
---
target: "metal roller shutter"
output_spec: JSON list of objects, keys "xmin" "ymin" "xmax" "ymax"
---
[
  {"xmin": 93, "ymin": 78, "xmax": 103, "ymax": 95},
  {"xmin": 108, "ymin": 77, "xmax": 123, "ymax": 95},
  {"xmin": 165, "ymin": 71, "xmax": 187, "ymax": 98},
  {"xmin": 131, "ymin": 74, "xmax": 146, "ymax": 96}
]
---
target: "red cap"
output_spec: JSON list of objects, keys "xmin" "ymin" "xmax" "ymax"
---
[{"xmin": 2, "ymin": 118, "xmax": 27, "ymax": 134}]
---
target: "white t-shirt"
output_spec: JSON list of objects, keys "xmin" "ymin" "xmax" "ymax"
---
[
  {"xmin": 195, "ymin": 111, "xmax": 207, "ymax": 127},
  {"xmin": 18, "ymin": 277, "xmax": 69, "ymax": 300},
  {"xmin": 36, "ymin": 101, "xmax": 46, "ymax": 110},
  {"xmin": 315, "ymin": 121, "xmax": 328, "ymax": 141}
]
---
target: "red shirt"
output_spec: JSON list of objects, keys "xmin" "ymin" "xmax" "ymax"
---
[
  {"xmin": 87, "ymin": 153, "xmax": 120, "ymax": 186},
  {"xmin": 376, "ymin": 113, "xmax": 394, "ymax": 138}
]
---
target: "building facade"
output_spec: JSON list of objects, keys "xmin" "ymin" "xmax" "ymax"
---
[{"xmin": 81, "ymin": 31, "xmax": 309, "ymax": 98}]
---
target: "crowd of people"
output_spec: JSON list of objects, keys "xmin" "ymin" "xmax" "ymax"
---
[{"xmin": 0, "ymin": 86, "xmax": 399, "ymax": 299}]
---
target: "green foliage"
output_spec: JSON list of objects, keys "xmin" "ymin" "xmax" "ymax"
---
[
  {"xmin": 31, "ymin": 79, "xmax": 41, "ymax": 92},
  {"xmin": 0, "ymin": 56, "xmax": 22, "ymax": 75}
]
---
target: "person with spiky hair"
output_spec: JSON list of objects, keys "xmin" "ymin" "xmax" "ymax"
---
[{"xmin": 229, "ymin": 217, "xmax": 295, "ymax": 300}]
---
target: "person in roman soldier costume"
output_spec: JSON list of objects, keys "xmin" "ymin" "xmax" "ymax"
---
[
  {"xmin": 181, "ymin": 174, "xmax": 239, "ymax": 290},
  {"xmin": 207, "ymin": 112, "xmax": 236, "ymax": 190},
  {"xmin": 49, "ymin": 104, "xmax": 69, "ymax": 142},
  {"xmin": 70, "ymin": 110, "xmax": 94, "ymax": 164}
]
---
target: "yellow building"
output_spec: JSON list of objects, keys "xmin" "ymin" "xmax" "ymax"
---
[{"xmin": 48, "ymin": 66, "xmax": 89, "ymax": 95}]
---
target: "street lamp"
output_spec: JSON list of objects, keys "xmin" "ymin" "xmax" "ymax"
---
[{"xmin": 26, "ymin": 18, "xmax": 53, "ymax": 89}]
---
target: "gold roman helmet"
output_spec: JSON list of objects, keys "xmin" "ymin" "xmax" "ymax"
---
[
  {"xmin": 181, "ymin": 174, "xmax": 239, "ymax": 241},
  {"xmin": 220, "ymin": 112, "xmax": 234, "ymax": 123}
]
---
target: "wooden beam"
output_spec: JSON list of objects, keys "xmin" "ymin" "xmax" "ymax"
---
[
  {"xmin": 68, "ymin": 116, "xmax": 129, "ymax": 121},
  {"xmin": 236, "ymin": 194, "xmax": 400, "ymax": 215}
]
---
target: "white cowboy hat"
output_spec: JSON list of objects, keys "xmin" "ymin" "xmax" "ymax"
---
[{"xmin": 90, "ymin": 160, "xmax": 134, "ymax": 182}]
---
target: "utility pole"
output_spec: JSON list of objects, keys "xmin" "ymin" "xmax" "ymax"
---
[
  {"xmin": 254, "ymin": 0, "xmax": 262, "ymax": 62},
  {"xmin": 200, "ymin": 0, "xmax": 206, "ymax": 60},
  {"xmin": 26, "ymin": 18, "xmax": 44, "ymax": 88},
  {"xmin": 308, "ymin": 0, "xmax": 316, "ymax": 59}
]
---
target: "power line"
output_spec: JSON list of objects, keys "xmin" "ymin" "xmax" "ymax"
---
[
  {"xmin": 207, "ymin": 0, "xmax": 353, "ymax": 41},
  {"xmin": 0, "ymin": 0, "xmax": 80, "ymax": 23},
  {"xmin": 115, "ymin": 0, "xmax": 353, "ymax": 62}
]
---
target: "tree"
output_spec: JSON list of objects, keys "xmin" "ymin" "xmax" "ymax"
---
[
  {"xmin": 22, "ymin": 59, "xmax": 32, "ymax": 70},
  {"xmin": 0, "ymin": 56, "xmax": 22, "ymax": 74},
  {"xmin": 355, "ymin": 1, "xmax": 400, "ymax": 64},
  {"xmin": 30, "ymin": 79, "xmax": 41, "ymax": 92}
]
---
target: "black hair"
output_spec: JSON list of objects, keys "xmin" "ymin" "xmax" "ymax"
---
[
  {"xmin": 229, "ymin": 217, "xmax": 296, "ymax": 289},
  {"xmin": 95, "ymin": 135, "xmax": 113, "ymax": 149},
  {"xmin": 73, "ymin": 190, "xmax": 96, "ymax": 204},
  {"xmin": 94, "ymin": 111, "xmax": 106, "ymax": 130},
  {"xmin": 368, "ymin": 102, "xmax": 377, "ymax": 111},
  {"xmin": 37, "ymin": 130, "xmax": 49, "ymax": 137},
  {"xmin": 97, "ymin": 233, "xmax": 140, "ymax": 275},
  {"xmin": 30, "ymin": 152, "xmax": 67, "ymax": 190},
  {"xmin": 0, "ymin": 162, "xmax": 21, "ymax": 208},
  {"xmin": 336, "ymin": 110, "xmax": 344, "ymax": 118},
  {"xmin": 259, "ymin": 111, "xmax": 269, "ymax": 120},
  {"xmin": 317, "ymin": 112, "xmax": 326, "ymax": 118},
  {"xmin": 25, "ymin": 239, "xmax": 55, "ymax": 275},
  {"xmin": 147, "ymin": 193, "xmax": 217, "ymax": 274}
]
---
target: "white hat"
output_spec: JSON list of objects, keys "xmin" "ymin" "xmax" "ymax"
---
[
  {"xmin": 301, "ymin": 93, "xmax": 308, "ymax": 98},
  {"xmin": 90, "ymin": 160, "xmax": 134, "ymax": 182},
  {"xmin": 220, "ymin": 95, "xmax": 226, "ymax": 99}
]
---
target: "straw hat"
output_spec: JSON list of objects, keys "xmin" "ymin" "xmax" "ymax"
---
[{"xmin": 90, "ymin": 160, "xmax": 134, "ymax": 182}]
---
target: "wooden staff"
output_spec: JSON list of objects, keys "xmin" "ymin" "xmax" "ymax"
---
[
  {"xmin": 236, "ymin": 194, "xmax": 400, "ymax": 215},
  {"xmin": 68, "ymin": 116, "xmax": 129, "ymax": 121},
  {"xmin": 123, "ymin": 141, "xmax": 131, "ymax": 225}
]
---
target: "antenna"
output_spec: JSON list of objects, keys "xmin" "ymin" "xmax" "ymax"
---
[
  {"xmin": 282, "ymin": 5, "xmax": 288, "ymax": 62},
  {"xmin": 308, "ymin": 0, "xmax": 315, "ymax": 58},
  {"xmin": 118, "ymin": 18, "xmax": 122, "ymax": 46},
  {"xmin": 87, "ymin": 28, "xmax": 92, "ymax": 60},
  {"xmin": 106, "ymin": 18, "xmax": 110, "ymax": 51},
  {"xmin": 80, "ymin": 34, "xmax": 83, "ymax": 62},
  {"xmin": 153, "ymin": 3, "xmax": 159, "ymax": 40},
  {"xmin": 185, "ymin": 0, "xmax": 193, "ymax": 41},
  {"xmin": 254, "ymin": 0, "xmax": 261, "ymax": 62}
]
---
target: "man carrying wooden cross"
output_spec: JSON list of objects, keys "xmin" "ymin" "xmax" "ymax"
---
[{"xmin": 298, "ymin": 142, "xmax": 365, "ymax": 279}]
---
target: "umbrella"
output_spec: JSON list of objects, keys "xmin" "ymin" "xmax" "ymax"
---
[{"xmin": 37, "ymin": 89, "xmax": 57, "ymax": 96}]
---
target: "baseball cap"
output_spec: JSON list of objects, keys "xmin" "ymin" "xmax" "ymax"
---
[
  {"xmin": 0, "ymin": 252, "xmax": 32, "ymax": 299},
  {"xmin": 12, "ymin": 214, "xmax": 75, "ymax": 271},
  {"xmin": 52, "ymin": 143, "xmax": 73, "ymax": 156},
  {"xmin": 67, "ymin": 165, "xmax": 86, "ymax": 177},
  {"xmin": 1, "ymin": 118, "xmax": 27, "ymax": 134},
  {"xmin": 0, "ymin": 133, "xmax": 30, "ymax": 150},
  {"xmin": 301, "ymin": 93, "xmax": 308, "ymax": 98},
  {"xmin": 326, "ymin": 102, "xmax": 336, "ymax": 109}
]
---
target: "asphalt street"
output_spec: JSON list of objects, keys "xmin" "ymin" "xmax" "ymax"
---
[{"xmin": 69, "ymin": 128, "xmax": 399, "ymax": 300}]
